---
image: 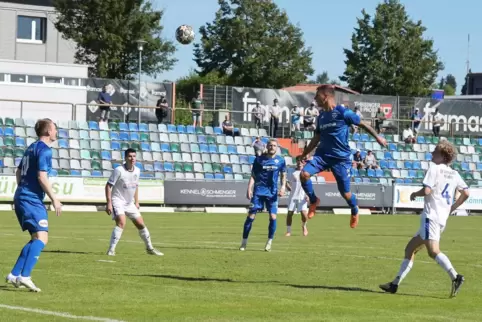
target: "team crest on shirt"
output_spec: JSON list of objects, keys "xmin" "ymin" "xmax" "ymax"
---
[
  {"xmin": 332, "ymin": 111, "xmax": 339, "ymax": 119},
  {"xmin": 274, "ymin": 159, "xmax": 279, "ymax": 164},
  {"xmin": 133, "ymin": 174, "xmax": 138, "ymax": 181}
]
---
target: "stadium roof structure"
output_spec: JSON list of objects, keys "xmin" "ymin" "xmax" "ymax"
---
[{"xmin": 281, "ymin": 83, "xmax": 360, "ymax": 95}]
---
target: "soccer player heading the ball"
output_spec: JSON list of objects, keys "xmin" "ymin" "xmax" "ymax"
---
[
  {"xmin": 240, "ymin": 139, "xmax": 286, "ymax": 252},
  {"xmin": 105, "ymin": 148, "xmax": 163, "ymax": 256},
  {"xmin": 6, "ymin": 118, "xmax": 62, "ymax": 292},
  {"xmin": 299, "ymin": 85, "xmax": 387, "ymax": 228},
  {"xmin": 380, "ymin": 141, "xmax": 468, "ymax": 297}
]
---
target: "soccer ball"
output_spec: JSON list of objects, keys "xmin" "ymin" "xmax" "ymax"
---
[{"xmin": 175, "ymin": 25, "xmax": 195, "ymax": 45}]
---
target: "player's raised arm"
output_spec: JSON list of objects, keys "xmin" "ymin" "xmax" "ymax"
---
[
  {"xmin": 345, "ymin": 108, "xmax": 387, "ymax": 148},
  {"xmin": 300, "ymin": 132, "xmax": 321, "ymax": 159}
]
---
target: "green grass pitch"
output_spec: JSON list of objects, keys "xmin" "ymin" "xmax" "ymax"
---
[{"xmin": 1, "ymin": 211, "xmax": 482, "ymax": 321}]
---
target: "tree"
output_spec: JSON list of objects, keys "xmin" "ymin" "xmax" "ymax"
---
[
  {"xmin": 315, "ymin": 72, "xmax": 330, "ymax": 84},
  {"xmin": 438, "ymin": 77, "xmax": 445, "ymax": 89},
  {"xmin": 443, "ymin": 84, "xmax": 455, "ymax": 96},
  {"xmin": 194, "ymin": 0, "xmax": 314, "ymax": 89},
  {"xmin": 445, "ymin": 74, "xmax": 457, "ymax": 91},
  {"xmin": 340, "ymin": 0, "xmax": 443, "ymax": 96},
  {"xmin": 53, "ymin": 0, "xmax": 177, "ymax": 79}
]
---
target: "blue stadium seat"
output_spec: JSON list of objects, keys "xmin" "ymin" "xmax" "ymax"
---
[
  {"xmin": 92, "ymin": 170, "xmax": 102, "ymax": 177},
  {"xmin": 164, "ymin": 162, "xmax": 173, "ymax": 172},
  {"xmin": 477, "ymin": 163, "xmax": 482, "ymax": 171},
  {"xmin": 110, "ymin": 132, "xmax": 120, "ymax": 140},
  {"xmin": 261, "ymin": 137, "xmax": 269, "ymax": 145},
  {"xmin": 375, "ymin": 169, "xmax": 383, "ymax": 177},
  {"xmin": 388, "ymin": 143, "xmax": 397, "ymax": 151},
  {"xmin": 408, "ymin": 170, "xmax": 416, "ymax": 178},
  {"xmin": 362, "ymin": 178, "xmax": 370, "ymax": 183},
  {"xmin": 479, "ymin": 138, "xmax": 482, "ymax": 146},
  {"xmin": 354, "ymin": 177, "xmax": 362, "ymax": 183},
  {"xmin": 425, "ymin": 152, "xmax": 432, "ymax": 161},
  {"xmin": 129, "ymin": 123, "xmax": 139, "ymax": 132},
  {"xmin": 58, "ymin": 129, "xmax": 69, "ymax": 139},
  {"xmin": 360, "ymin": 151, "xmax": 366, "ymax": 159},
  {"xmin": 88, "ymin": 121, "xmax": 99, "ymax": 130},
  {"xmin": 417, "ymin": 136, "xmax": 426, "ymax": 144},
  {"xmin": 111, "ymin": 141, "xmax": 121, "ymax": 150},
  {"xmin": 380, "ymin": 160, "xmax": 388, "ymax": 169},
  {"xmin": 58, "ymin": 139, "xmax": 69, "ymax": 148},
  {"xmin": 198, "ymin": 135, "xmax": 207, "ymax": 144},
  {"xmin": 112, "ymin": 163, "xmax": 121, "ymax": 169},
  {"xmin": 141, "ymin": 142, "xmax": 150, "ymax": 151},
  {"xmin": 186, "ymin": 125, "xmax": 195, "ymax": 134},
  {"xmin": 130, "ymin": 132, "xmax": 140, "ymax": 141},
  {"xmin": 161, "ymin": 143, "xmax": 170, "ymax": 152},
  {"xmin": 199, "ymin": 144, "xmax": 209, "ymax": 153},
  {"xmin": 404, "ymin": 161, "xmax": 412, "ymax": 169},
  {"xmin": 413, "ymin": 161, "xmax": 421, "ymax": 169},
  {"xmin": 205, "ymin": 173, "xmax": 214, "ymax": 179},
  {"xmin": 177, "ymin": 125, "xmax": 186, "ymax": 133},
  {"xmin": 141, "ymin": 173, "xmax": 154, "ymax": 178},
  {"xmin": 360, "ymin": 134, "xmax": 369, "ymax": 142},
  {"xmin": 139, "ymin": 123, "xmax": 148, "ymax": 132},
  {"xmin": 352, "ymin": 133, "xmax": 360, "ymax": 141},
  {"xmin": 167, "ymin": 124, "xmax": 177, "ymax": 133},
  {"xmin": 213, "ymin": 127, "xmax": 223, "ymax": 135},
  {"xmin": 239, "ymin": 155, "xmax": 249, "ymax": 164},
  {"xmin": 383, "ymin": 152, "xmax": 393, "ymax": 160},
  {"xmin": 144, "ymin": 163, "xmax": 154, "ymax": 172},
  {"xmin": 49, "ymin": 169, "xmax": 58, "ymax": 177},
  {"xmin": 367, "ymin": 169, "xmax": 375, "ymax": 177},
  {"xmin": 15, "ymin": 137, "xmax": 25, "ymax": 147},
  {"xmin": 214, "ymin": 173, "xmax": 224, "ymax": 180},
  {"xmin": 248, "ymin": 155, "xmax": 256, "ymax": 164},
  {"xmin": 119, "ymin": 132, "xmax": 129, "ymax": 141},
  {"xmin": 395, "ymin": 178, "xmax": 404, "ymax": 184},
  {"xmin": 71, "ymin": 170, "xmax": 81, "ymax": 176},
  {"xmin": 351, "ymin": 168, "xmax": 359, "ymax": 176},
  {"xmin": 119, "ymin": 123, "xmax": 129, "ymax": 131},
  {"xmin": 209, "ymin": 144, "xmax": 217, "ymax": 153},
  {"xmin": 223, "ymin": 166, "xmax": 233, "ymax": 173},
  {"xmin": 218, "ymin": 145, "xmax": 228, "ymax": 154},
  {"xmin": 101, "ymin": 151, "xmax": 112, "ymax": 160},
  {"xmin": 154, "ymin": 162, "xmax": 163, "ymax": 172},
  {"xmin": 135, "ymin": 162, "xmax": 144, "ymax": 171},
  {"xmin": 404, "ymin": 178, "xmax": 413, "ymax": 184},
  {"xmin": 227, "ymin": 145, "xmax": 237, "ymax": 154},
  {"xmin": 461, "ymin": 162, "xmax": 469, "ymax": 171},
  {"xmin": 388, "ymin": 160, "xmax": 396, "ymax": 169}
]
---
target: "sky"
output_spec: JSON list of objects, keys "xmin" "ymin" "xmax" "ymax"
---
[{"xmin": 152, "ymin": 0, "xmax": 480, "ymax": 94}]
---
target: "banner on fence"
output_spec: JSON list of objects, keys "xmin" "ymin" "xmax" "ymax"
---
[
  {"xmin": 164, "ymin": 181, "xmax": 392, "ymax": 207},
  {"xmin": 85, "ymin": 78, "xmax": 173, "ymax": 123},
  {"xmin": 0, "ymin": 176, "xmax": 164, "ymax": 204},
  {"xmin": 394, "ymin": 185, "xmax": 482, "ymax": 210}
]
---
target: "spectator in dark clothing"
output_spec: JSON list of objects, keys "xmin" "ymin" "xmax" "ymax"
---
[
  {"xmin": 222, "ymin": 114, "xmax": 239, "ymax": 136},
  {"xmin": 375, "ymin": 107, "xmax": 385, "ymax": 134},
  {"xmin": 252, "ymin": 136, "xmax": 266, "ymax": 156},
  {"xmin": 352, "ymin": 149, "xmax": 364, "ymax": 169},
  {"xmin": 98, "ymin": 85, "xmax": 112, "ymax": 123},
  {"xmin": 155, "ymin": 95, "xmax": 169, "ymax": 124}
]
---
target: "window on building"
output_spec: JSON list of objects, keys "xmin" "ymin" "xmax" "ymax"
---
[
  {"xmin": 0, "ymin": 73, "xmax": 5, "ymax": 82},
  {"xmin": 11, "ymin": 74, "xmax": 27, "ymax": 83},
  {"xmin": 28, "ymin": 75, "xmax": 43, "ymax": 84},
  {"xmin": 64, "ymin": 78, "xmax": 79, "ymax": 86},
  {"xmin": 17, "ymin": 16, "xmax": 47, "ymax": 43},
  {"xmin": 45, "ymin": 76, "xmax": 62, "ymax": 84}
]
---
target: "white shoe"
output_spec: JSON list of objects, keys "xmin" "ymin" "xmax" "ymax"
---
[
  {"xmin": 5, "ymin": 274, "xmax": 24, "ymax": 288},
  {"xmin": 106, "ymin": 249, "xmax": 116, "ymax": 256},
  {"xmin": 16, "ymin": 276, "xmax": 41, "ymax": 292},
  {"xmin": 147, "ymin": 248, "xmax": 164, "ymax": 256},
  {"xmin": 265, "ymin": 241, "xmax": 272, "ymax": 252},
  {"xmin": 239, "ymin": 243, "xmax": 247, "ymax": 251}
]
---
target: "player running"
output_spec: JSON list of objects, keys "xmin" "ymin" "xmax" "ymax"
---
[
  {"xmin": 105, "ymin": 148, "xmax": 163, "ymax": 256},
  {"xmin": 240, "ymin": 139, "xmax": 286, "ymax": 252},
  {"xmin": 285, "ymin": 157, "xmax": 309, "ymax": 237},
  {"xmin": 299, "ymin": 85, "xmax": 386, "ymax": 228},
  {"xmin": 5, "ymin": 119, "xmax": 62, "ymax": 292},
  {"xmin": 380, "ymin": 141, "xmax": 468, "ymax": 297}
]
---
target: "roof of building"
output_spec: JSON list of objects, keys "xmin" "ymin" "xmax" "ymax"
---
[
  {"xmin": 0, "ymin": 0, "xmax": 53, "ymax": 7},
  {"xmin": 281, "ymin": 83, "xmax": 360, "ymax": 95}
]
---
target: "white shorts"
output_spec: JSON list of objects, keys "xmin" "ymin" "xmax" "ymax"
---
[
  {"xmin": 112, "ymin": 202, "xmax": 141, "ymax": 221},
  {"xmin": 416, "ymin": 215, "xmax": 445, "ymax": 242},
  {"xmin": 288, "ymin": 199, "xmax": 308, "ymax": 213}
]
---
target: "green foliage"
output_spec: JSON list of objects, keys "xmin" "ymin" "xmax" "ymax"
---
[
  {"xmin": 307, "ymin": 71, "xmax": 341, "ymax": 85},
  {"xmin": 173, "ymin": 99, "xmax": 215, "ymax": 126},
  {"xmin": 176, "ymin": 70, "xmax": 228, "ymax": 101},
  {"xmin": 53, "ymin": 0, "xmax": 176, "ymax": 79},
  {"xmin": 443, "ymin": 84, "xmax": 455, "ymax": 96},
  {"xmin": 445, "ymin": 74, "xmax": 457, "ymax": 91},
  {"xmin": 341, "ymin": 0, "xmax": 443, "ymax": 96},
  {"xmin": 194, "ymin": 0, "xmax": 314, "ymax": 89}
]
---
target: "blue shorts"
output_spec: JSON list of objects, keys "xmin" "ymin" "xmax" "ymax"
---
[
  {"xmin": 15, "ymin": 199, "xmax": 49, "ymax": 234},
  {"xmin": 302, "ymin": 156, "xmax": 352, "ymax": 194},
  {"xmin": 249, "ymin": 194, "xmax": 278, "ymax": 215}
]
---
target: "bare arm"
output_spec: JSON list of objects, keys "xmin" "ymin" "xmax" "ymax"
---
[
  {"xmin": 279, "ymin": 172, "xmax": 287, "ymax": 190},
  {"xmin": 247, "ymin": 176, "xmax": 255, "ymax": 192},
  {"xmin": 301, "ymin": 133, "xmax": 321, "ymax": 158},
  {"xmin": 411, "ymin": 186, "xmax": 431, "ymax": 199},
  {"xmin": 105, "ymin": 183, "xmax": 112, "ymax": 204},
  {"xmin": 39, "ymin": 171, "xmax": 62, "ymax": 216},
  {"xmin": 134, "ymin": 186, "xmax": 139, "ymax": 204},
  {"xmin": 15, "ymin": 168, "xmax": 21, "ymax": 185},
  {"xmin": 450, "ymin": 189, "xmax": 470, "ymax": 213},
  {"xmin": 358, "ymin": 121, "xmax": 379, "ymax": 140}
]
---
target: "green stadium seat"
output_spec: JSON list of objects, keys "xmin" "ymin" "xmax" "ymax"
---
[
  {"xmin": 455, "ymin": 137, "xmax": 463, "ymax": 146},
  {"xmin": 174, "ymin": 162, "xmax": 183, "ymax": 172},
  {"xmin": 14, "ymin": 148, "xmax": 24, "ymax": 157},
  {"xmin": 212, "ymin": 163, "xmax": 222, "ymax": 173},
  {"xmin": 195, "ymin": 127, "xmax": 204, "ymax": 134},
  {"xmin": 121, "ymin": 142, "xmax": 130, "ymax": 150},
  {"xmin": 0, "ymin": 118, "xmax": 4, "ymax": 126},
  {"xmin": 100, "ymin": 131, "xmax": 110, "ymax": 141},
  {"xmin": 109, "ymin": 122, "xmax": 119, "ymax": 131},
  {"xmin": 5, "ymin": 118, "xmax": 14, "ymax": 126},
  {"xmin": 140, "ymin": 133, "xmax": 149, "ymax": 142},
  {"xmin": 452, "ymin": 163, "xmax": 462, "ymax": 171},
  {"xmin": 131, "ymin": 142, "xmax": 141, "ymax": 151},
  {"xmin": 91, "ymin": 160, "xmax": 102, "ymax": 170},
  {"xmin": 58, "ymin": 169, "xmax": 70, "ymax": 176},
  {"xmin": 4, "ymin": 137, "xmax": 14, "ymax": 147},
  {"xmin": 207, "ymin": 136, "xmax": 216, "ymax": 144},
  {"xmin": 4, "ymin": 148, "xmax": 13, "ymax": 157},
  {"xmin": 404, "ymin": 145, "xmax": 413, "ymax": 152},
  {"xmin": 416, "ymin": 170, "xmax": 424, "ymax": 178},
  {"xmin": 203, "ymin": 163, "xmax": 213, "ymax": 172},
  {"xmin": 91, "ymin": 151, "xmax": 101, "ymax": 160},
  {"xmin": 183, "ymin": 163, "xmax": 193, "ymax": 172},
  {"xmin": 170, "ymin": 143, "xmax": 180, "ymax": 153},
  {"xmin": 358, "ymin": 169, "xmax": 367, "ymax": 177}
]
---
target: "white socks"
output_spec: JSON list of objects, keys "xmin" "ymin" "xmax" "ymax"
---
[
  {"xmin": 286, "ymin": 226, "xmax": 292, "ymax": 233},
  {"xmin": 139, "ymin": 227, "xmax": 153, "ymax": 250},
  {"xmin": 435, "ymin": 253, "xmax": 458, "ymax": 280},
  {"xmin": 393, "ymin": 259, "xmax": 413, "ymax": 285},
  {"xmin": 109, "ymin": 226, "xmax": 123, "ymax": 251}
]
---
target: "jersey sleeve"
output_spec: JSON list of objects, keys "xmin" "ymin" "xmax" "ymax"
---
[
  {"xmin": 455, "ymin": 172, "xmax": 469, "ymax": 190},
  {"xmin": 107, "ymin": 167, "xmax": 121, "ymax": 186},
  {"xmin": 422, "ymin": 164, "xmax": 437, "ymax": 188},
  {"xmin": 279, "ymin": 157, "xmax": 287, "ymax": 173},
  {"xmin": 343, "ymin": 109, "xmax": 361, "ymax": 126},
  {"xmin": 38, "ymin": 147, "xmax": 52, "ymax": 172}
]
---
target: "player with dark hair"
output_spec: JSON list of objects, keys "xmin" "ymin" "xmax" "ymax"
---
[
  {"xmin": 299, "ymin": 85, "xmax": 386, "ymax": 228},
  {"xmin": 5, "ymin": 118, "xmax": 62, "ymax": 292},
  {"xmin": 240, "ymin": 139, "xmax": 286, "ymax": 252},
  {"xmin": 105, "ymin": 148, "xmax": 163, "ymax": 256},
  {"xmin": 379, "ymin": 141, "xmax": 468, "ymax": 297}
]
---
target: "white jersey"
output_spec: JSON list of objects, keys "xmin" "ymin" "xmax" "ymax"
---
[
  {"xmin": 108, "ymin": 165, "xmax": 141, "ymax": 206},
  {"xmin": 422, "ymin": 163, "xmax": 468, "ymax": 225},
  {"xmin": 288, "ymin": 170, "xmax": 306, "ymax": 201}
]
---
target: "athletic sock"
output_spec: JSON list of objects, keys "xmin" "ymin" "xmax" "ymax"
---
[
  {"xmin": 21, "ymin": 240, "xmax": 45, "ymax": 277},
  {"xmin": 268, "ymin": 217, "xmax": 277, "ymax": 239},
  {"xmin": 392, "ymin": 259, "xmax": 413, "ymax": 285},
  {"xmin": 109, "ymin": 226, "xmax": 123, "ymax": 251},
  {"xmin": 11, "ymin": 241, "xmax": 32, "ymax": 276},
  {"xmin": 139, "ymin": 227, "xmax": 153, "ymax": 249},
  {"xmin": 242, "ymin": 216, "xmax": 255, "ymax": 239},
  {"xmin": 435, "ymin": 253, "xmax": 458, "ymax": 280}
]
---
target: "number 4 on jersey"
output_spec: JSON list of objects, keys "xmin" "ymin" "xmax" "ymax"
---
[{"xmin": 441, "ymin": 183, "xmax": 452, "ymax": 205}]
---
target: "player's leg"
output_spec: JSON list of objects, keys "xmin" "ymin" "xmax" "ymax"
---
[
  {"xmin": 331, "ymin": 161, "xmax": 359, "ymax": 228},
  {"xmin": 299, "ymin": 200, "xmax": 309, "ymax": 236},
  {"xmin": 240, "ymin": 195, "xmax": 261, "ymax": 250},
  {"xmin": 300, "ymin": 156, "xmax": 327, "ymax": 218},
  {"xmin": 265, "ymin": 196, "xmax": 279, "ymax": 252},
  {"xmin": 422, "ymin": 221, "xmax": 464, "ymax": 297},
  {"xmin": 286, "ymin": 199, "xmax": 296, "ymax": 236},
  {"xmin": 129, "ymin": 207, "xmax": 163, "ymax": 256},
  {"xmin": 379, "ymin": 235, "xmax": 424, "ymax": 294},
  {"xmin": 107, "ymin": 207, "xmax": 127, "ymax": 255}
]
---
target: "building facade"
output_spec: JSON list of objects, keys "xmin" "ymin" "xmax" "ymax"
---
[{"xmin": 0, "ymin": 0, "xmax": 75, "ymax": 64}]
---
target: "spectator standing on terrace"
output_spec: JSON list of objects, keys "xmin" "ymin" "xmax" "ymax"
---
[
  {"xmin": 252, "ymin": 136, "xmax": 266, "ymax": 156},
  {"xmin": 190, "ymin": 91, "xmax": 204, "ymax": 127},
  {"xmin": 303, "ymin": 102, "xmax": 318, "ymax": 131},
  {"xmin": 98, "ymin": 85, "xmax": 112, "ymax": 123},
  {"xmin": 411, "ymin": 107, "xmax": 421, "ymax": 135},
  {"xmin": 375, "ymin": 107, "xmax": 386, "ymax": 134},
  {"xmin": 291, "ymin": 105, "xmax": 303, "ymax": 132},
  {"xmin": 364, "ymin": 150, "xmax": 378, "ymax": 169},
  {"xmin": 252, "ymin": 101, "xmax": 265, "ymax": 129},
  {"xmin": 269, "ymin": 99, "xmax": 281, "ymax": 137},
  {"xmin": 403, "ymin": 125, "xmax": 416, "ymax": 144},
  {"xmin": 222, "ymin": 114, "xmax": 239, "ymax": 136},
  {"xmin": 432, "ymin": 108, "xmax": 443, "ymax": 137},
  {"xmin": 155, "ymin": 95, "xmax": 169, "ymax": 124}
]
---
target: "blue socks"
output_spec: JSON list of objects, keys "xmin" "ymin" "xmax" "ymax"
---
[
  {"xmin": 268, "ymin": 217, "xmax": 277, "ymax": 239},
  {"xmin": 21, "ymin": 239, "xmax": 45, "ymax": 277},
  {"xmin": 301, "ymin": 178, "xmax": 318, "ymax": 204},
  {"xmin": 243, "ymin": 216, "xmax": 255, "ymax": 239},
  {"xmin": 11, "ymin": 241, "xmax": 32, "ymax": 276},
  {"xmin": 347, "ymin": 193, "xmax": 359, "ymax": 216}
]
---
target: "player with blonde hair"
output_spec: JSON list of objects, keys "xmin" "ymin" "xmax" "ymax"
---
[{"xmin": 380, "ymin": 141, "xmax": 469, "ymax": 297}]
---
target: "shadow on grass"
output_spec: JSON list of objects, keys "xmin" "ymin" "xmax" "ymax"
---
[
  {"xmin": 44, "ymin": 250, "xmax": 93, "ymax": 255},
  {"xmin": 120, "ymin": 273, "xmax": 283, "ymax": 284},
  {"xmin": 286, "ymin": 284, "xmax": 381, "ymax": 293},
  {"xmin": 0, "ymin": 285, "xmax": 20, "ymax": 292}
]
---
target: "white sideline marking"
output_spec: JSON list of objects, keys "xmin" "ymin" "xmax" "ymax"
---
[
  {"xmin": 0, "ymin": 304, "xmax": 125, "ymax": 322},
  {"xmin": 97, "ymin": 260, "xmax": 116, "ymax": 263}
]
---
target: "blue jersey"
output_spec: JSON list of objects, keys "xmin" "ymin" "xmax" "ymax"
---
[
  {"xmin": 251, "ymin": 154, "xmax": 286, "ymax": 197},
  {"xmin": 14, "ymin": 141, "xmax": 52, "ymax": 202},
  {"xmin": 315, "ymin": 105, "xmax": 360, "ymax": 160}
]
